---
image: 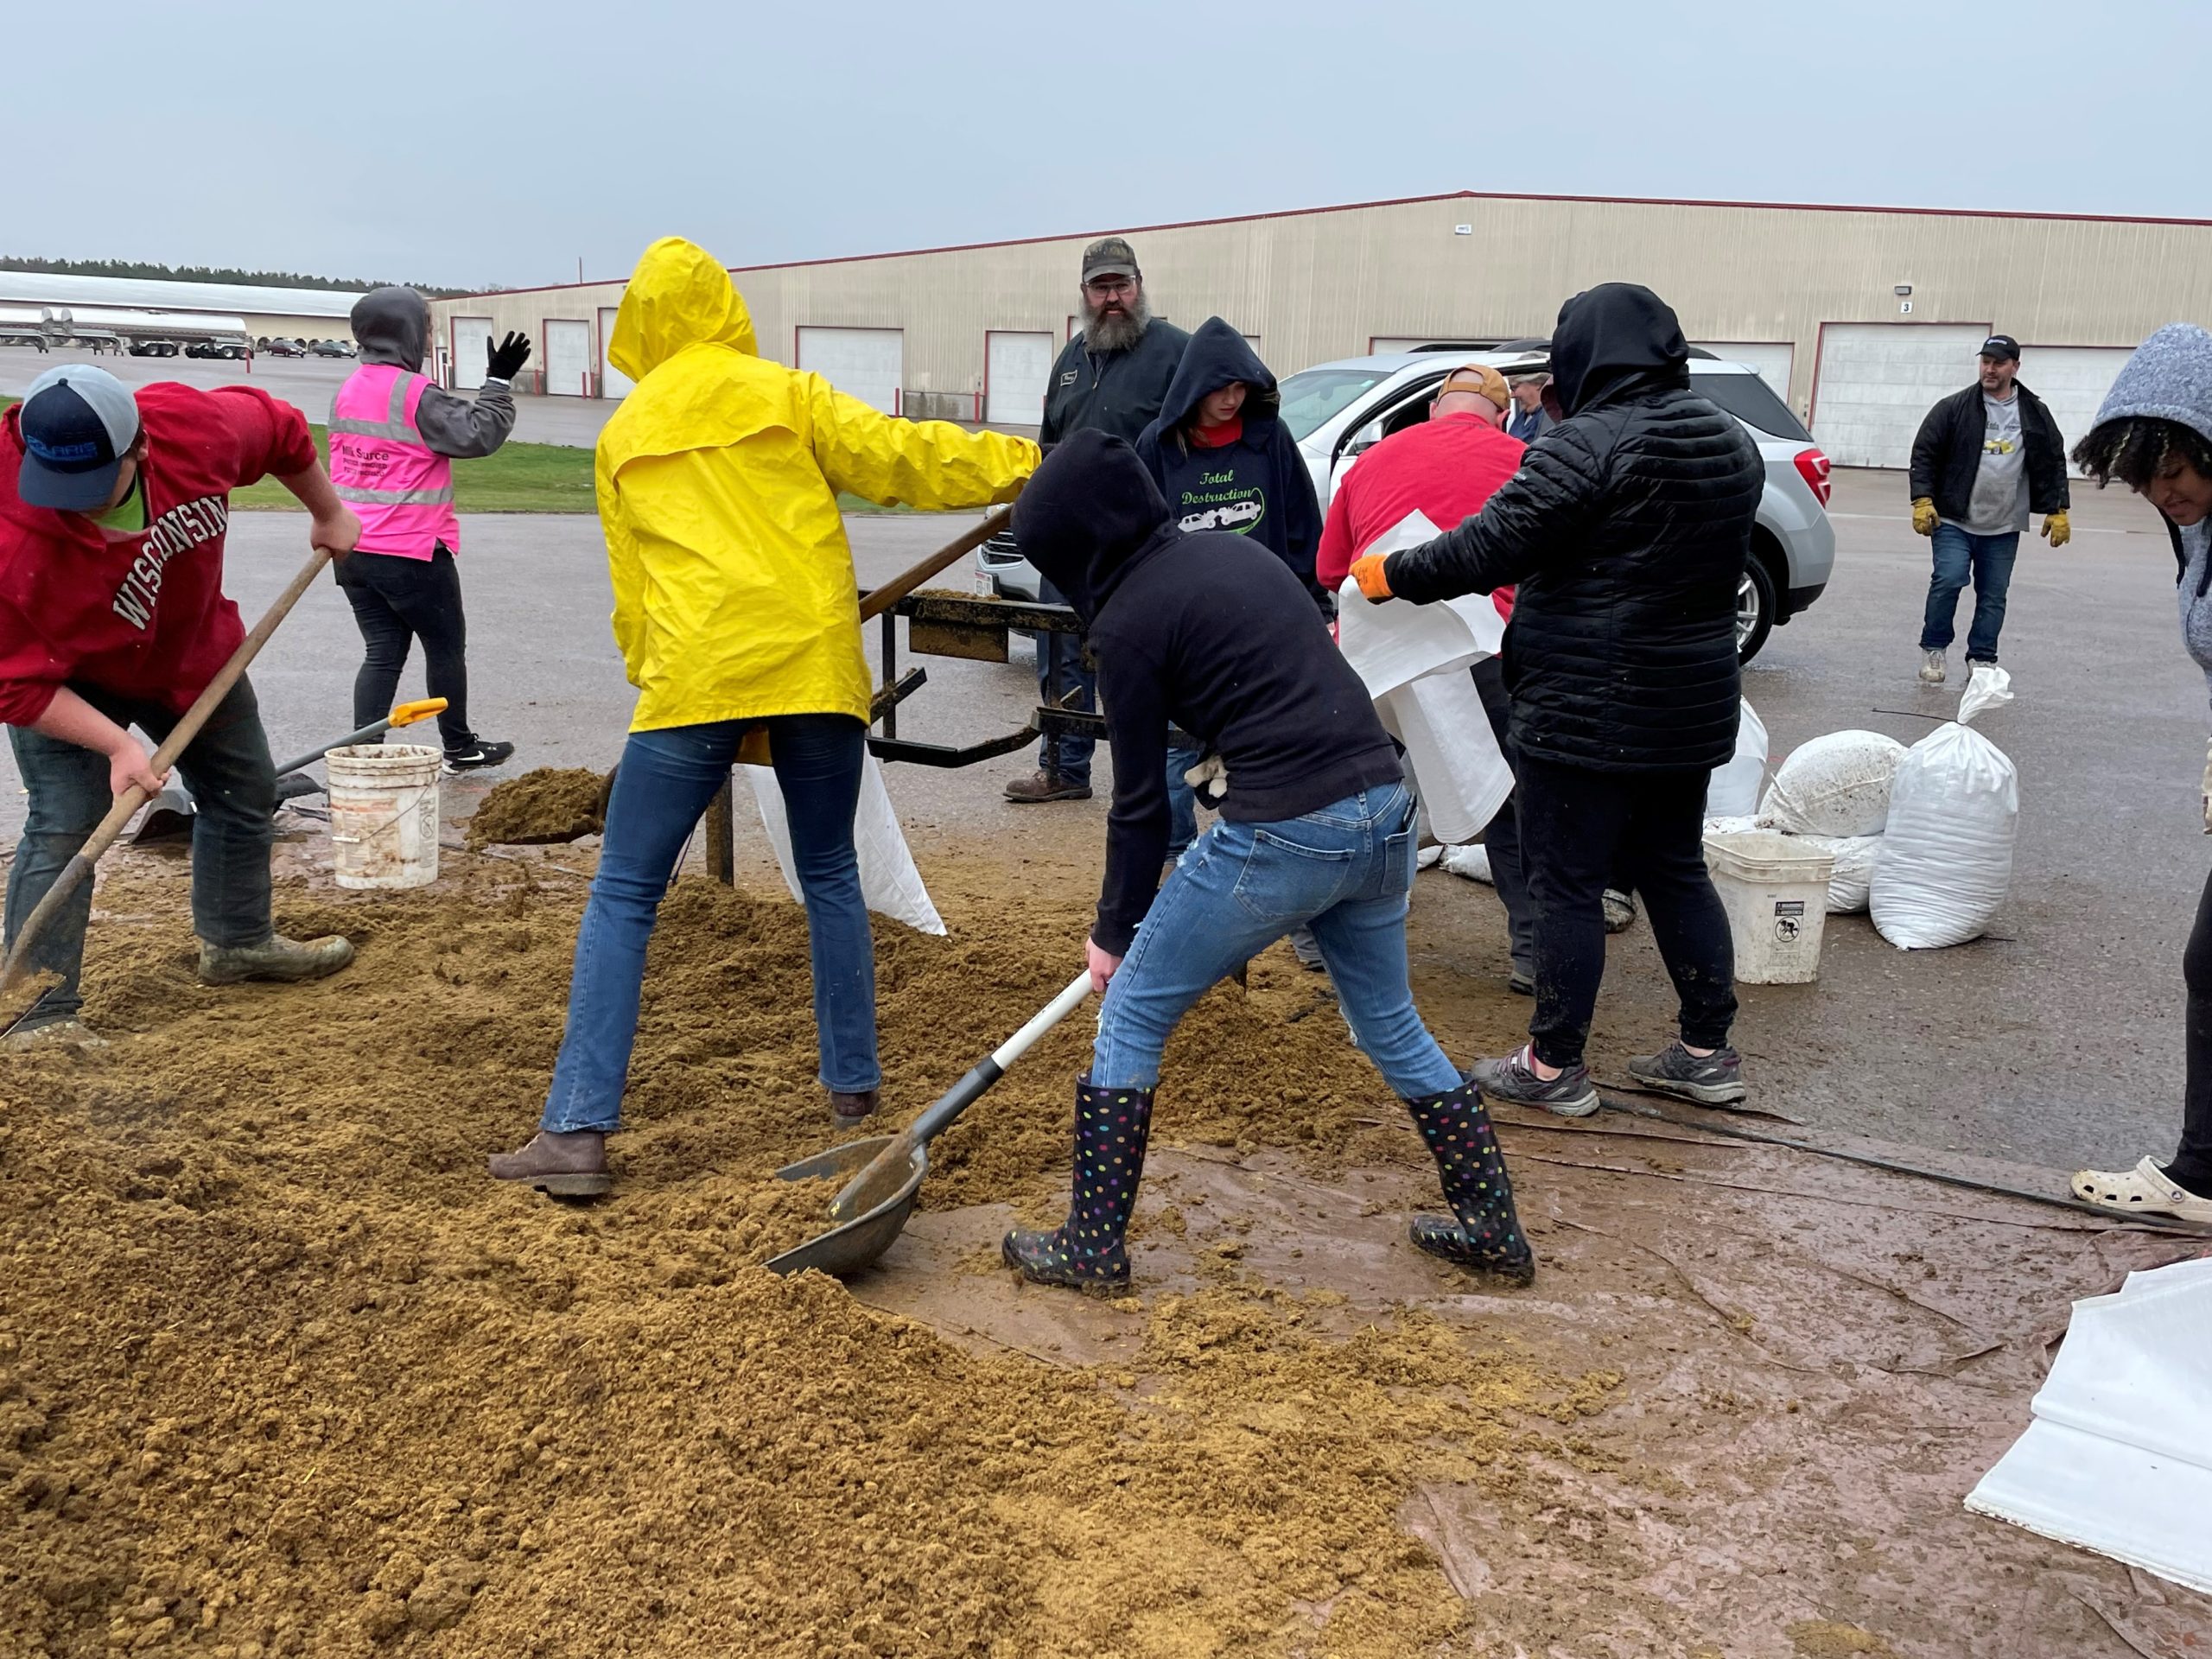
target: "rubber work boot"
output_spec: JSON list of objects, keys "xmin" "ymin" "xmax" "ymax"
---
[
  {"xmin": 1002, "ymin": 1078, "xmax": 1154, "ymax": 1292},
  {"xmin": 1471, "ymin": 1046, "xmax": 1599, "ymax": 1118},
  {"xmin": 486, "ymin": 1129, "xmax": 611, "ymax": 1198},
  {"xmin": 830, "ymin": 1086, "xmax": 880, "ymax": 1124},
  {"xmin": 1627, "ymin": 1039, "xmax": 1747, "ymax": 1106},
  {"xmin": 196, "ymin": 933, "xmax": 354, "ymax": 986},
  {"xmin": 1402, "ymin": 1076, "xmax": 1535, "ymax": 1285},
  {"xmin": 1003, "ymin": 769, "xmax": 1092, "ymax": 804},
  {"xmin": 3, "ymin": 1017, "xmax": 111, "ymax": 1052}
]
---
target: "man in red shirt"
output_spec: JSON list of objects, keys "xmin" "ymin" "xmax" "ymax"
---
[
  {"xmin": 1, "ymin": 365, "xmax": 362, "ymax": 1047},
  {"xmin": 1317, "ymin": 363, "xmax": 1535, "ymax": 989}
]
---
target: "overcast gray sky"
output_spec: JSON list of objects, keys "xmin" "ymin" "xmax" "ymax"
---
[{"xmin": 14, "ymin": 0, "xmax": 2207, "ymax": 290}]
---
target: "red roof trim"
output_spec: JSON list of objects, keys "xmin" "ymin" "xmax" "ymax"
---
[{"xmin": 464, "ymin": 188, "xmax": 2212, "ymax": 299}]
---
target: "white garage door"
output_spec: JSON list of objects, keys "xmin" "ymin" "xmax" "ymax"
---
[
  {"xmin": 798, "ymin": 327, "xmax": 903, "ymax": 414},
  {"xmin": 1691, "ymin": 341, "xmax": 1795, "ymax": 404},
  {"xmin": 1810, "ymin": 323, "xmax": 1990, "ymax": 468},
  {"xmin": 544, "ymin": 318, "xmax": 592, "ymax": 397},
  {"xmin": 599, "ymin": 307, "xmax": 634, "ymax": 399},
  {"xmin": 984, "ymin": 331, "xmax": 1052, "ymax": 426},
  {"xmin": 2021, "ymin": 346, "xmax": 2136, "ymax": 473},
  {"xmin": 449, "ymin": 316, "xmax": 493, "ymax": 390}
]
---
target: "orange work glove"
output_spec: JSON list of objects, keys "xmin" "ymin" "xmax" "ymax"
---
[{"xmin": 1350, "ymin": 552, "xmax": 1395, "ymax": 604}]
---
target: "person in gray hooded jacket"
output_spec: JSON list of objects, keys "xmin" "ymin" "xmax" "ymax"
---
[
  {"xmin": 2068, "ymin": 321, "xmax": 2212, "ymax": 1225},
  {"xmin": 332, "ymin": 286, "xmax": 529, "ymax": 771}
]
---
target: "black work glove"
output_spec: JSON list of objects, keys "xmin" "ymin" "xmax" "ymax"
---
[{"xmin": 486, "ymin": 331, "xmax": 531, "ymax": 383}]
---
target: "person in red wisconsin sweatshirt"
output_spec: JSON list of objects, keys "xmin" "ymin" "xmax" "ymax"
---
[{"xmin": 0, "ymin": 365, "xmax": 363, "ymax": 1046}]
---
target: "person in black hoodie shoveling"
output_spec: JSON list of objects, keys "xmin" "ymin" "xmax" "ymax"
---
[
  {"xmin": 1135, "ymin": 318, "xmax": 1325, "ymax": 867},
  {"xmin": 999, "ymin": 430, "xmax": 1534, "ymax": 1293},
  {"xmin": 1351, "ymin": 283, "xmax": 1763, "ymax": 1117}
]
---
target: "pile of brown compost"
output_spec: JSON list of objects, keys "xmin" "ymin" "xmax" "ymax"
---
[
  {"xmin": 0, "ymin": 855, "xmax": 1609, "ymax": 1657},
  {"xmin": 462, "ymin": 768, "xmax": 607, "ymax": 848}
]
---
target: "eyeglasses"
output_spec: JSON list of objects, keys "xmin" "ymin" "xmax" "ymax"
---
[{"xmin": 1084, "ymin": 277, "xmax": 1135, "ymax": 299}]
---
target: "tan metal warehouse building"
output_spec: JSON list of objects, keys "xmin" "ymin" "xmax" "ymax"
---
[{"xmin": 429, "ymin": 189, "xmax": 2212, "ymax": 468}]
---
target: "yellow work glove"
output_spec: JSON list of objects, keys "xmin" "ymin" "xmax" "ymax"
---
[
  {"xmin": 2042, "ymin": 510, "xmax": 2072, "ymax": 548},
  {"xmin": 1351, "ymin": 552, "xmax": 1395, "ymax": 604},
  {"xmin": 1910, "ymin": 498, "xmax": 1938, "ymax": 537}
]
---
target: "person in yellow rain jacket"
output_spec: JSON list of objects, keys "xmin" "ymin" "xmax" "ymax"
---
[{"xmin": 489, "ymin": 238, "xmax": 1038, "ymax": 1198}]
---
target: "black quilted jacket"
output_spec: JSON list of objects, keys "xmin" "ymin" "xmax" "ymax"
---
[{"xmin": 1382, "ymin": 284, "xmax": 1763, "ymax": 773}]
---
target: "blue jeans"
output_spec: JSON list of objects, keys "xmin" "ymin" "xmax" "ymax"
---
[
  {"xmin": 541, "ymin": 714, "xmax": 874, "ymax": 1134},
  {"xmin": 1164, "ymin": 742, "xmax": 1203, "ymax": 862},
  {"xmin": 1920, "ymin": 524, "xmax": 2019, "ymax": 663},
  {"xmin": 5, "ymin": 677, "xmax": 276, "ymax": 1027},
  {"xmin": 1033, "ymin": 576, "xmax": 1096, "ymax": 785},
  {"xmin": 1090, "ymin": 782, "xmax": 1461, "ymax": 1096}
]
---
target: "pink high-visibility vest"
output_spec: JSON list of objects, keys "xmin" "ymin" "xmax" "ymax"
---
[{"xmin": 327, "ymin": 365, "xmax": 460, "ymax": 560}]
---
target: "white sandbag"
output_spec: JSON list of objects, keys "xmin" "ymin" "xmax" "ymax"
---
[
  {"xmin": 1333, "ymin": 512, "xmax": 1508, "ymax": 696},
  {"xmin": 1374, "ymin": 671, "xmax": 1513, "ymax": 845},
  {"xmin": 1789, "ymin": 832, "xmax": 1881, "ymax": 913},
  {"xmin": 1759, "ymin": 728, "xmax": 1908, "ymax": 836},
  {"xmin": 1870, "ymin": 671, "xmax": 2017, "ymax": 949},
  {"xmin": 744, "ymin": 753, "xmax": 946, "ymax": 937},
  {"xmin": 1438, "ymin": 843, "xmax": 1493, "ymax": 884},
  {"xmin": 1704, "ymin": 699, "xmax": 1769, "ymax": 818}
]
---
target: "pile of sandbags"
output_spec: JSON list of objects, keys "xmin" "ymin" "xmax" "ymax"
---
[{"xmin": 1751, "ymin": 728, "xmax": 1906, "ymax": 915}]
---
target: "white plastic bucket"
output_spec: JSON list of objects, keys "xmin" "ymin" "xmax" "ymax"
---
[
  {"xmin": 325, "ymin": 743, "xmax": 442, "ymax": 890},
  {"xmin": 1702, "ymin": 830, "xmax": 1835, "ymax": 985}
]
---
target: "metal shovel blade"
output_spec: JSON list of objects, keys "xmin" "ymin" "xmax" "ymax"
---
[
  {"xmin": 132, "ymin": 783, "xmax": 198, "ymax": 844},
  {"xmin": 764, "ymin": 1134, "xmax": 927, "ymax": 1279}
]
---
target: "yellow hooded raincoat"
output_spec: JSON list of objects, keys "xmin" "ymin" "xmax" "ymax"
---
[{"xmin": 597, "ymin": 238, "xmax": 1039, "ymax": 732}]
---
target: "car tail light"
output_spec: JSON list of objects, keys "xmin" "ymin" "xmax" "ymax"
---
[{"xmin": 1794, "ymin": 446, "xmax": 1833, "ymax": 507}]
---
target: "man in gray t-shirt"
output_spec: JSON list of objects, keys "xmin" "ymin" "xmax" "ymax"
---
[{"xmin": 1906, "ymin": 335, "xmax": 2072, "ymax": 683}]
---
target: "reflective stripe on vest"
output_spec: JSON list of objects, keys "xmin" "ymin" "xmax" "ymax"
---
[{"xmin": 327, "ymin": 365, "xmax": 460, "ymax": 559}]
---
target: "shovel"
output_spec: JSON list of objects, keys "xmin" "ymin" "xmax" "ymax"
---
[
  {"xmin": 0, "ymin": 544, "xmax": 340, "ymax": 1029},
  {"xmin": 766, "ymin": 968, "xmax": 1094, "ymax": 1278},
  {"xmin": 133, "ymin": 697, "xmax": 449, "ymax": 842}
]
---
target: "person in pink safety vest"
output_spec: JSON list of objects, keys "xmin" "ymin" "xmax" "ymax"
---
[{"xmin": 328, "ymin": 287, "xmax": 531, "ymax": 773}]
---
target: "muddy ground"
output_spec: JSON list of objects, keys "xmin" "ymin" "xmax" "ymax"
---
[{"xmin": 2, "ymin": 811, "xmax": 2207, "ymax": 1658}]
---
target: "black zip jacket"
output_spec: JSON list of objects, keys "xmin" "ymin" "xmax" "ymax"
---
[
  {"xmin": 1039, "ymin": 317, "xmax": 1192, "ymax": 448},
  {"xmin": 1382, "ymin": 283, "xmax": 1762, "ymax": 774},
  {"xmin": 1908, "ymin": 380, "xmax": 2070, "ymax": 521},
  {"xmin": 1132, "ymin": 317, "xmax": 1325, "ymax": 607},
  {"xmin": 1014, "ymin": 430, "xmax": 1402, "ymax": 954}
]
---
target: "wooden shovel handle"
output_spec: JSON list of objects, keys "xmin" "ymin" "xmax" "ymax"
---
[{"xmin": 0, "ymin": 544, "xmax": 337, "ymax": 1000}]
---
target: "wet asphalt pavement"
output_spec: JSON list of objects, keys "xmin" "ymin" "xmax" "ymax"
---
[{"xmin": 0, "ymin": 467, "xmax": 2200, "ymax": 1179}]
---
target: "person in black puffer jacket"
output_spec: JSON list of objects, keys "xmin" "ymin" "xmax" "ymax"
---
[{"xmin": 1351, "ymin": 283, "xmax": 1764, "ymax": 1116}]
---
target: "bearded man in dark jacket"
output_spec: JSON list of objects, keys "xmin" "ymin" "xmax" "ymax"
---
[{"xmin": 1351, "ymin": 283, "xmax": 1764, "ymax": 1116}]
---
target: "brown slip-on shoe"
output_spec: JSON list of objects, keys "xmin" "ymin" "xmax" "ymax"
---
[
  {"xmin": 830, "ymin": 1087, "xmax": 880, "ymax": 1124},
  {"xmin": 487, "ymin": 1129, "xmax": 611, "ymax": 1198},
  {"xmin": 1003, "ymin": 769, "xmax": 1092, "ymax": 804}
]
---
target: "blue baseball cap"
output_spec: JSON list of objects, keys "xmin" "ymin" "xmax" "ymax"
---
[{"xmin": 16, "ymin": 365, "xmax": 142, "ymax": 512}]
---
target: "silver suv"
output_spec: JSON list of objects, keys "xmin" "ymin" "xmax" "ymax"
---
[{"xmin": 979, "ymin": 343, "xmax": 1835, "ymax": 663}]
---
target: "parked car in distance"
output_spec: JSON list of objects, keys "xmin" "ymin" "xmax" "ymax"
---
[
  {"xmin": 128, "ymin": 338, "xmax": 183, "ymax": 358},
  {"xmin": 185, "ymin": 339, "xmax": 251, "ymax": 360},
  {"xmin": 307, "ymin": 340, "xmax": 354, "ymax": 358},
  {"xmin": 976, "ymin": 344, "xmax": 1835, "ymax": 664},
  {"xmin": 0, "ymin": 326, "xmax": 49, "ymax": 352},
  {"xmin": 262, "ymin": 338, "xmax": 307, "ymax": 359}
]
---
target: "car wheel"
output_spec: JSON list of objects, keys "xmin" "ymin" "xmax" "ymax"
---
[{"xmin": 1736, "ymin": 559, "xmax": 1777, "ymax": 664}]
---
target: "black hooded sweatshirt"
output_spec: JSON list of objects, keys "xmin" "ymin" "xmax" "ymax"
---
[
  {"xmin": 1382, "ymin": 283, "xmax": 1762, "ymax": 774},
  {"xmin": 1013, "ymin": 431, "xmax": 1401, "ymax": 954},
  {"xmin": 1132, "ymin": 318, "xmax": 1325, "ymax": 607}
]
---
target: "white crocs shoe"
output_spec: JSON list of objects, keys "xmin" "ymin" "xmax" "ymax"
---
[{"xmin": 2070, "ymin": 1156, "xmax": 2212, "ymax": 1224}]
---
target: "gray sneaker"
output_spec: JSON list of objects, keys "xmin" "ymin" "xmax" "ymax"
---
[
  {"xmin": 1471, "ymin": 1046, "xmax": 1599, "ymax": 1117},
  {"xmin": 1918, "ymin": 648, "xmax": 1948, "ymax": 685},
  {"xmin": 1627, "ymin": 1040, "xmax": 1747, "ymax": 1106}
]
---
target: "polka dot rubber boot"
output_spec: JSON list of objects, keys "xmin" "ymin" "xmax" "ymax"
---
[
  {"xmin": 1402, "ymin": 1076, "xmax": 1536, "ymax": 1286},
  {"xmin": 1001, "ymin": 1079, "xmax": 1156, "ymax": 1294}
]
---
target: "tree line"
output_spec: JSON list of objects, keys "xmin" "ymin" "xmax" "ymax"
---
[{"xmin": 0, "ymin": 256, "xmax": 483, "ymax": 300}]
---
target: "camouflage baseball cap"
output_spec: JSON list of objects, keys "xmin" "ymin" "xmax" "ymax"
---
[{"xmin": 1081, "ymin": 237, "xmax": 1141, "ymax": 283}]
